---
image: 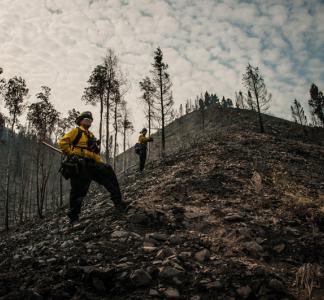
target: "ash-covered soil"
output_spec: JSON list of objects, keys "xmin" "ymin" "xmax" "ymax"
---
[{"xmin": 1, "ymin": 129, "xmax": 324, "ymax": 300}]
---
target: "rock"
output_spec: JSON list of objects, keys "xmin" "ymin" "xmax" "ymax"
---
[
  {"xmin": 169, "ymin": 234, "xmax": 185, "ymax": 245},
  {"xmin": 146, "ymin": 265, "xmax": 159, "ymax": 278},
  {"xmin": 269, "ymin": 278, "xmax": 285, "ymax": 292},
  {"xmin": 129, "ymin": 212, "xmax": 150, "ymax": 225},
  {"xmin": 205, "ymin": 280, "xmax": 223, "ymax": 290},
  {"xmin": 184, "ymin": 211, "xmax": 204, "ymax": 219},
  {"xmin": 273, "ymin": 243, "xmax": 286, "ymax": 253},
  {"xmin": 130, "ymin": 269, "xmax": 152, "ymax": 287},
  {"xmin": 244, "ymin": 241, "xmax": 263, "ymax": 256},
  {"xmin": 236, "ymin": 285, "xmax": 252, "ymax": 298},
  {"xmin": 149, "ymin": 289, "xmax": 159, "ymax": 296},
  {"xmin": 111, "ymin": 230, "xmax": 129, "ymax": 239},
  {"xmin": 150, "ymin": 232, "xmax": 169, "ymax": 241},
  {"xmin": 224, "ymin": 213, "xmax": 244, "ymax": 222},
  {"xmin": 285, "ymin": 226, "xmax": 300, "ymax": 236},
  {"xmin": 156, "ymin": 247, "xmax": 176, "ymax": 259},
  {"xmin": 194, "ymin": 249, "xmax": 210, "ymax": 262},
  {"xmin": 143, "ymin": 242, "xmax": 158, "ymax": 253},
  {"xmin": 46, "ymin": 258, "xmax": 57, "ymax": 264},
  {"xmin": 159, "ymin": 266, "xmax": 183, "ymax": 279},
  {"xmin": 178, "ymin": 251, "xmax": 192, "ymax": 259},
  {"xmin": 164, "ymin": 287, "xmax": 180, "ymax": 299},
  {"xmin": 61, "ymin": 240, "xmax": 73, "ymax": 248}
]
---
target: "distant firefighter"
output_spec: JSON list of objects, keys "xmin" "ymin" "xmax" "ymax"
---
[{"xmin": 134, "ymin": 128, "xmax": 153, "ymax": 172}]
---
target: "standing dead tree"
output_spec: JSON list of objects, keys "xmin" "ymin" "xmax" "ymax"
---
[
  {"xmin": 82, "ymin": 65, "xmax": 107, "ymax": 146},
  {"xmin": 120, "ymin": 100, "xmax": 134, "ymax": 172},
  {"xmin": 242, "ymin": 64, "xmax": 272, "ymax": 133},
  {"xmin": 150, "ymin": 47, "xmax": 174, "ymax": 157},
  {"xmin": 139, "ymin": 76, "xmax": 156, "ymax": 137}
]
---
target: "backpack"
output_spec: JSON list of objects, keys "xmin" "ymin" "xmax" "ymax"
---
[
  {"xmin": 59, "ymin": 127, "xmax": 83, "ymax": 180},
  {"xmin": 134, "ymin": 143, "xmax": 142, "ymax": 155}
]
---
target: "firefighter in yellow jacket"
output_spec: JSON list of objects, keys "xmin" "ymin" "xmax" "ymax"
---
[
  {"xmin": 58, "ymin": 111, "xmax": 126, "ymax": 223},
  {"xmin": 136, "ymin": 128, "xmax": 153, "ymax": 172}
]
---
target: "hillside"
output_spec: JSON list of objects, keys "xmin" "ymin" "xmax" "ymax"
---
[
  {"xmin": 114, "ymin": 106, "xmax": 324, "ymax": 174},
  {"xmin": 1, "ymin": 118, "xmax": 324, "ymax": 299}
]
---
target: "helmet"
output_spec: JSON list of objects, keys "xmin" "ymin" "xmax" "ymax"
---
[
  {"xmin": 140, "ymin": 128, "xmax": 148, "ymax": 134},
  {"xmin": 75, "ymin": 111, "xmax": 93, "ymax": 125}
]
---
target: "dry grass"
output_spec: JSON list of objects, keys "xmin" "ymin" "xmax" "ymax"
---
[{"xmin": 295, "ymin": 263, "xmax": 322, "ymax": 299}]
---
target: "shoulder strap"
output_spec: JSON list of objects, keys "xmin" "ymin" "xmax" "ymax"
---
[{"xmin": 72, "ymin": 127, "xmax": 83, "ymax": 147}]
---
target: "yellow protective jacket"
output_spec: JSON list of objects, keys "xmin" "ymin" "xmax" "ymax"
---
[
  {"xmin": 138, "ymin": 134, "xmax": 152, "ymax": 146},
  {"xmin": 58, "ymin": 126, "xmax": 103, "ymax": 164}
]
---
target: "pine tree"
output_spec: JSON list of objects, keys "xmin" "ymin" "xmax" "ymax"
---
[
  {"xmin": 185, "ymin": 100, "xmax": 190, "ymax": 114},
  {"xmin": 204, "ymin": 91, "xmax": 211, "ymax": 107},
  {"xmin": 179, "ymin": 104, "xmax": 183, "ymax": 117},
  {"xmin": 139, "ymin": 76, "xmax": 156, "ymax": 137},
  {"xmin": 242, "ymin": 64, "xmax": 272, "ymax": 133},
  {"xmin": 210, "ymin": 94, "xmax": 220, "ymax": 106},
  {"xmin": 103, "ymin": 49, "xmax": 120, "ymax": 161},
  {"xmin": 82, "ymin": 65, "xmax": 107, "ymax": 144},
  {"xmin": 120, "ymin": 100, "xmax": 134, "ymax": 171},
  {"xmin": 235, "ymin": 91, "xmax": 245, "ymax": 109},
  {"xmin": 199, "ymin": 98, "xmax": 205, "ymax": 129},
  {"xmin": 3, "ymin": 76, "xmax": 28, "ymax": 230},
  {"xmin": 246, "ymin": 90, "xmax": 254, "ymax": 111},
  {"xmin": 3, "ymin": 77, "xmax": 29, "ymax": 132},
  {"xmin": 150, "ymin": 47, "xmax": 173, "ymax": 157},
  {"xmin": 221, "ymin": 96, "xmax": 226, "ymax": 108},
  {"xmin": 27, "ymin": 86, "xmax": 59, "ymax": 218},
  {"xmin": 112, "ymin": 84, "xmax": 121, "ymax": 170},
  {"xmin": 308, "ymin": 83, "xmax": 324, "ymax": 126},
  {"xmin": 291, "ymin": 99, "xmax": 307, "ymax": 126}
]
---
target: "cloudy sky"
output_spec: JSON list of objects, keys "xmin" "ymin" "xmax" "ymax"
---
[{"xmin": 0, "ymin": 0, "xmax": 323, "ymax": 143}]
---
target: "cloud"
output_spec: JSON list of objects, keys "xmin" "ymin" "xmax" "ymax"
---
[{"xmin": 0, "ymin": 0, "xmax": 323, "ymax": 144}]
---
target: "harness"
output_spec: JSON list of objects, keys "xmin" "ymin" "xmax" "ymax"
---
[{"xmin": 71, "ymin": 127, "xmax": 92, "ymax": 151}]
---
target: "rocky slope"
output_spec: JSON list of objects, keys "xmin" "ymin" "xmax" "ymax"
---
[{"xmin": 1, "ymin": 127, "xmax": 324, "ymax": 300}]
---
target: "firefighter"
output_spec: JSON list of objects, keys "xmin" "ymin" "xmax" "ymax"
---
[
  {"xmin": 58, "ymin": 111, "xmax": 127, "ymax": 223},
  {"xmin": 136, "ymin": 128, "xmax": 153, "ymax": 172}
]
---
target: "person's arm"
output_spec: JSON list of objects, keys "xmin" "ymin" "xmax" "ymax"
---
[
  {"xmin": 139, "ymin": 135, "xmax": 153, "ymax": 143},
  {"xmin": 58, "ymin": 128, "xmax": 78, "ymax": 155},
  {"xmin": 84, "ymin": 150, "xmax": 104, "ymax": 163}
]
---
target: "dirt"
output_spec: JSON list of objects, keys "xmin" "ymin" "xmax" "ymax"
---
[{"xmin": 0, "ymin": 128, "xmax": 324, "ymax": 300}]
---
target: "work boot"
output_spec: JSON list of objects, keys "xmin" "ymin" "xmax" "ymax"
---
[
  {"xmin": 68, "ymin": 212, "xmax": 79, "ymax": 224},
  {"xmin": 114, "ymin": 201, "xmax": 130, "ymax": 213}
]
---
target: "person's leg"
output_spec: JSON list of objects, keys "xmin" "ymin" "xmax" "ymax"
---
[
  {"xmin": 68, "ymin": 165, "xmax": 91, "ymax": 222},
  {"xmin": 138, "ymin": 151, "xmax": 143, "ymax": 172},
  {"xmin": 139, "ymin": 148, "xmax": 147, "ymax": 172},
  {"xmin": 92, "ymin": 163, "xmax": 124, "ymax": 208}
]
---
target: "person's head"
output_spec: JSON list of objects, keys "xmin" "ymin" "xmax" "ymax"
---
[
  {"xmin": 140, "ymin": 128, "xmax": 148, "ymax": 135},
  {"xmin": 76, "ymin": 111, "xmax": 93, "ymax": 129}
]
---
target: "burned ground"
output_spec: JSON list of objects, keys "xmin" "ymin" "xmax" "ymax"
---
[{"xmin": 0, "ymin": 127, "xmax": 324, "ymax": 300}]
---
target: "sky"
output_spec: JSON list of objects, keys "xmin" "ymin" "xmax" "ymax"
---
[{"xmin": 0, "ymin": 0, "xmax": 323, "ymax": 145}]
